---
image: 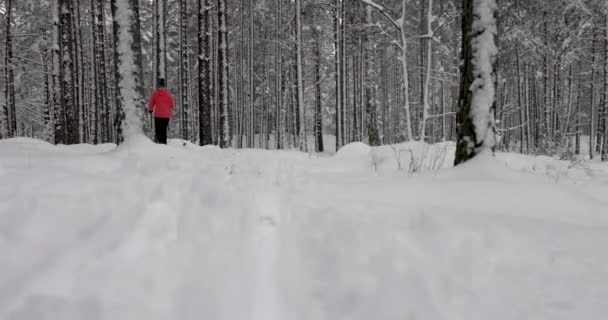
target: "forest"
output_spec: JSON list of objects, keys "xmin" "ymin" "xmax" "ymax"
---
[
  {"xmin": 2, "ymin": 1, "xmax": 608, "ymax": 319},
  {"xmin": 0, "ymin": 0, "xmax": 607, "ymax": 160}
]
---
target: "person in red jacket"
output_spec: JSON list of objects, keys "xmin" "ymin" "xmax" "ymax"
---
[{"xmin": 148, "ymin": 78, "xmax": 174, "ymax": 144}]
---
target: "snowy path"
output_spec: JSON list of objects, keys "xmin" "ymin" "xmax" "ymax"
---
[{"xmin": 1, "ymin": 137, "xmax": 608, "ymax": 320}]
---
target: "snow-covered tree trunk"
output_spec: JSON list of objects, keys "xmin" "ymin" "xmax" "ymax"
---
[
  {"xmin": 89, "ymin": 0, "xmax": 99, "ymax": 144},
  {"xmin": 365, "ymin": 7, "xmax": 380, "ymax": 147},
  {"xmin": 43, "ymin": 41, "xmax": 54, "ymax": 143},
  {"xmin": 334, "ymin": 0, "xmax": 344, "ymax": 151},
  {"xmin": 590, "ymin": 29, "xmax": 598, "ymax": 160},
  {"xmin": 72, "ymin": 0, "xmax": 85, "ymax": 142},
  {"xmin": 454, "ymin": 0, "xmax": 498, "ymax": 165},
  {"xmin": 248, "ymin": 0, "xmax": 255, "ymax": 148},
  {"xmin": 129, "ymin": 0, "xmax": 146, "ymax": 137},
  {"xmin": 51, "ymin": 0, "xmax": 65, "ymax": 144},
  {"xmin": 419, "ymin": 0, "xmax": 434, "ymax": 142},
  {"xmin": 602, "ymin": 10, "xmax": 608, "ymax": 161},
  {"xmin": 398, "ymin": 1, "xmax": 413, "ymax": 142},
  {"xmin": 217, "ymin": 0, "xmax": 230, "ymax": 148},
  {"xmin": 312, "ymin": 22, "xmax": 324, "ymax": 153},
  {"xmin": 575, "ymin": 64, "xmax": 581, "ymax": 155},
  {"xmin": 96, "ymin": 0, "xmax": 110, "ymax": 143},
  {"xmin": 295, "ymin": 0, "xmax": 305, "ymax": 151},
  {"xmin": 1, "ymin": 0, "xmax": 15, "ymax": 138},
  {"xmin": 274, "ymin": 0, "xmax": 283, "ymax": 150},
  {"xmin": 199, "ymin": 0, "xmax": 214, "ymax": 146},
  {"xmin": 179, "ymin": 0, "xmax": 191, "ymax": 141},
  {"xmin": 113, "ymin": 0, "xmax": 143, "ymax": 141},
  {"xmin": 154, "ymin": 0, "xmax": 167, "ymax": 86}
]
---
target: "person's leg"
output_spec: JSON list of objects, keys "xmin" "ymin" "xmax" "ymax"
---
[
  {"xmin": 159, "ymin": 118, "xmax": 169, "ymax": 144},
  {"xmin": 154, "ymin": 118, "xmax": 162, "ymax": 143}
]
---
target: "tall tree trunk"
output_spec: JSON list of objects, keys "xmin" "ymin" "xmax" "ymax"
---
[
  {"xmin": 275, "ymin": 0, "xmax": 283, "ymax": 149},
  {"xmin": 113, "ymin": 0, "xmax": 143, "ymax": 141},
  {"xmin": 2, "ymin": 0, "xmax": 16, "ymax": 138},
  {"xmin": 97, "ymin": 0, "xmax": 110, "ymax": 143},
  {"xmin": 516, "ymin": 47, "xmax": 525, "ymax": 153},
  {"xmin": 602, "ymin": 12, "xmax": 608, "ymax": 161},
  {"xmin": 419, "ymin": 0, "xmax": 434, "ymax": 142},
  {"xmin": 334, "ymin": 0, "xmax": 343, "ymax": 151},
  {"xmin": 455, "ymin": 0, "xmax": 497, "ymax": 165},
  {"xmin": 52, "ymin": 0, "xmax": 66, "ymax": 144},
  {"xmin": 295, "ymin": 0, "xmax": 305, "ymax": 150},
  {"xmin": 179, "ymin": 0, "xmax": 191, "ymax": 141},
  {"xmin": 110, "ymin": 0, "xmax": 125, "ymax": 144},
  {"xmin": 365, "ymin": 7, "xmax": 380, "ymax": 146},
  {"xmin": 130, "ymin": 0, "xmax": 146, "ymax": 136},
  {"xmin": 43, "ymin": 33, "xmax": 55, "ymax": 143},
  {"xmin": 575, "ymin": 62, "xmax": 581, "ymax": 155},
  {"xmin": 60, "ymin": 0, "xmax": 79, "ymax": 144},
  {"xmin": 590, "ymin": 29, "xmax": 598, "ymax": 160},
  {"xmin": 217, "ymin": 0, "xmax": 230, "ymax": 148},
  {"xmin": 313, "ymin": 23, "xmax": 324, "ymax": 152},
  {"xmin": 90, "ymin": 0, "xmax": 99, "ymax": 144},
  {"xmin": 248, "ymin": 0, "xmax": 255, "ymax": 148},
  {"xmin": 154, "ymin": 0, "xmax": 167, "ymax": 86},
  {"xmin": 199, "ymin": 0, "xmax": 213, "ymax": 146}
]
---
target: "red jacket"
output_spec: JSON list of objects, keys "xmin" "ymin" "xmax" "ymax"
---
[{"xmin": 148, "ymin": 88, "xmax": 174, "ymax": 119}]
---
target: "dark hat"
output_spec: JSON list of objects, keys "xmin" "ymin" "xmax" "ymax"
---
[{"xmin": 157, "ymin": 78, "xmax": 166, "ymax": 88}]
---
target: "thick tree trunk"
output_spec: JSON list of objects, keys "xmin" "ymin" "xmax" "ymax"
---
[
  {"xmin": 113, "ymin": 0, "xmax": 143, "ymax": 141},
  {"xmin": 130, "ymin": 0, "xmax": 146, "ymax": 136},
  {"xmin": 454, "ymin": 0, "xmax": 497, "ymax": 165}
]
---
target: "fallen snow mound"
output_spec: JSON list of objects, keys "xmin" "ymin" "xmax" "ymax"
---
[{"xmin": 335, "ymin": 142, "xmax": 371, "ymax": 157}]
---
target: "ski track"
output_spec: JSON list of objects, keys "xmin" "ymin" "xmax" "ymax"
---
[{"xmin": 1, "ymin": 139, "xmax": 608, "ymax": 320}]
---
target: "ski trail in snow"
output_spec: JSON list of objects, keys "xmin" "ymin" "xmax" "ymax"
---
[{"xmin": 248, "ymin": 183, "xmax": 283, "ymax": 320}]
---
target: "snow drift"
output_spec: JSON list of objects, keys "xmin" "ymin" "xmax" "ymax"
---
[{"xmin": 1, "ymin": 137, "xmax": 607, "ymax": 320}]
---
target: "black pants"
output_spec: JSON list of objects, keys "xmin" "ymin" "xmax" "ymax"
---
[{"xmin": 154, "ymin": 118, "xmax": 170, "ymax": 144}]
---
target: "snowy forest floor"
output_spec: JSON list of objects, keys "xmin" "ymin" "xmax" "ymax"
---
[{"xmin": 1, "ymin": 136, "xmax": 608, "ymax": 320}]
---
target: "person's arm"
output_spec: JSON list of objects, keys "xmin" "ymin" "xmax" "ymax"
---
[{"xmin": 148, "ymin": 91, "xmax": 156, "ymax": 113}]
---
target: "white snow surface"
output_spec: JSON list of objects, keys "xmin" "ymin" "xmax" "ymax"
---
[{"xmin": 1, "ymin": 137, "xmax": 608, "ymax": 320}]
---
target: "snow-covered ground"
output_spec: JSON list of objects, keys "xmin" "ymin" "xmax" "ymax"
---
[{"xmin": 1, "ymin": 136, "xmax": 607, "ymax": 320}]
